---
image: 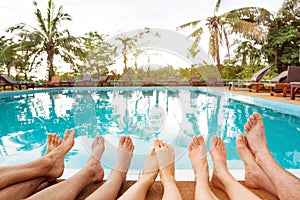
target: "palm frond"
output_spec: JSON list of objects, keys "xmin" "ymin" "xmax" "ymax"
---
[
  {"xmin": 35, "ymin": 8, "xmax": 48, "ymax": 35},
  {"xmin": 230, "ymin": 19, "xmax": 266, "ymax": 41},
  {"xmin": 177, "ymin": 20, "xmax": 202, "ymax": 30},
  {"xmin": 189, "ymin": 27, "xmax": 203, "ymax": 39},
  {"xmin": 221, "ymin": 7, "xmax": 272, "ymax": 25},
  {"xmin": 215, "ymin": 0, "xmax": 222, "ymax": 14}
]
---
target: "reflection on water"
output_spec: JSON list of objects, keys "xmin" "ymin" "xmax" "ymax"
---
[{"xmin": 0, "ymin": 88, "xmax": 299, "ymax": 170}]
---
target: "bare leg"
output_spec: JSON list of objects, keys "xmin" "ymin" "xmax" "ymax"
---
[
  {"xmin": 236, "ymin": 134, "xmax": 277, "ymax": 196},
  {"xmin": 27, "ymin": 135, "xmax": 105, "ymax": 200},
  {"xmin": 0, "ymin": 134, "xmax": 62, "ymax": 199},
  {"xmin": 87, "ymin": 136, "xmax": 134, "ymax": 200},
  {"xmin": 210, "ymin": 136, "xmax": 261, "ymax": 200},
  {"xmin": 0, "ymin": 129, "xmax": 75, "ymax": 190},
  {"xmin": 244, "ymin": 112, "xmax": 300, "ymax": 200},
  {"xmin": 118, "ymin": 143, "xmax": 158, "ymax": 200},
  {"xmin": 188, "ymin": 136, "xmax": 218, "ymax": 200},
  {"xmin": 155, "ymin": 139, "xmax": 182, "ymax": 200}
]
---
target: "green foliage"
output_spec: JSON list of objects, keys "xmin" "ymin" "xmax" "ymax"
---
[
  {"xmin": 6, "ymin": 0, "xmax": 84, "ymax": 81},
  {"xmin": 80, "ymin": 31, "xmax": 115, "ymax": 76},
  {"xmin": 262, "ymin": 0, "xmax": 300, "ymax": 72},
  {"xmin": 221, "ymin": 64, "xmax": 243, "ymax": 80}
]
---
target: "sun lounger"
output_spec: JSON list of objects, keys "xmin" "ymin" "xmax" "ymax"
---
[
  {"xmin": 0, "ymin": 75, "xmax": 35, "ymax": 90},
  {"xmin": 270, "ymin": 71, "xmax": 288, "ymax": 83},
  {"xmin": 142, "ymin": 77, "xmax": 153, "ymax": 86},
  {"xmin": 44, "ymin": 76, "xmax": 61, "ymax": 87},
  {"xmin": 228, "ymin": 66, "xmax": 271, "ymax": 91},
  {"xmin": 290, "ymin": 82, "xmax": 300, "ymax": 100},
  {"xmin": 60, "ymin": 77, "xmax": 77, "ymax": 87},
  {"xmin": 265, "ymin": 66, "xmax": 300, "ymax": 97},
  {"xmin": 190, "ymin": 76, "xmax": 205, "ymax": 86},
  {"xmin": 118, "ymin": 76, "xmax": 133, "ymax": 86},
  {"xmin": 167, "ymin": 76, "xmax": 178, "ymax": 85},
  {"xmin": 207, "ymin": 76, "xmax": 224, "ymax": 86},
  {"xmin": 77, "ymin": 74, "xmax": 92, "ymax": 86},
  {"xmin": 97, "ymin": 76, "xmax": 110, "ymax": 87}
]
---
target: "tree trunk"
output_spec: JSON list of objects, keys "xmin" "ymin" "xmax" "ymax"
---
[{"xmin": 47, "ymin": 52, "xmax": 54, "ymax": 81}]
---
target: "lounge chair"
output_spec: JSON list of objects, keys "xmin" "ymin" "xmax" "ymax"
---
[
  {"xmin": 228, "ymin": 65, "xmax": 272, "ymax": 92},
  {"xmin": 207, "ymin": 76, "xmax": 224, "ymax": 86},
  {"xmin": 44, "ymin": 76, "xmax": 61, "ymax": 87},
  {"xmin": 142, "ymin": 77, "xmax": 153, "ymax": 86},
  {"xmin": 167, "ymin": 76, "xmax": 178, "ymax": 86},
  {"xmin": 189, "ymin": 76, "xmax": 205, "ymax": 86},
  {"xmin": 60, "ymin": 77, "xmax": 77, "ymax": 87},
  {"xmin": 97, "ymin": 75, "xmax": 110, "ymax": 87},
  {"xmin": 0, "ymin": 75, "xmax": 35, "ymax": 90},
  {"xmin": 270, "ymin": 71, "xmax": 287, "ymax": 83},
  {"xmin": 118, "ymin": 76, "xmax": 133, "ymax": 86},
  {"xmin": 77, "ymin": 74, "xmax": 92, "ymax": 86},
  {"xmin": 291, "ymin": 82, "xmax": 300, "ymax": 100},
  {"xmin": 264, "ymin": 66, "xmax": 300, "ymax": 97}
]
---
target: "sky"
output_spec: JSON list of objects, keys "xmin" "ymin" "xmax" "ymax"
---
[
  {"xmin": 0, "ymin": 0, "xmax": 284, "ymax": 37},
  {"xmin": 0, "ymin": 0, "xmax": 285, "ymax": 77}
]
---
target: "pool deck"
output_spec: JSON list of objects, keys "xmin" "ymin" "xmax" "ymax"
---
[{"xmin": 221, "ymin": 87, "xmax": 300, "ymax": 106}]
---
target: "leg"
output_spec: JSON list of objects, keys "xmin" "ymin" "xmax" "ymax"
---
[
  {"xmin": 87, "ymin": 136, "xmax": 134, "ymax": 200},
  {"xmin": 210, "ymin": 136, "xmax": 260, "ymax": 200},
  {"xmin": 0, "ymin": 130, "xmax": 74, "ymax": 190},
  {"xmin": 188, "ymin": 136, "xmax": 218, "ymax": 200},
  {"xmin": 155, "ymin": 139, "xmax": 183, "ymax": 200},
  {"xmin": 27, "ymin": 135, "xmax": 105, "ymax": 200},
  {"xmin": 119, "ymin": 143, "xmax": 158, "ymax": 200},
  {"xmin": 244, "ymin": 112, "xmax": 300, "ymax": 200},
  {"xmin": 0, "ymin": 134, "xmax": 62, "ymax": 199},
  {"xmin": 236, "ymin": 134, "xmax": 277, "ymax": 197}
]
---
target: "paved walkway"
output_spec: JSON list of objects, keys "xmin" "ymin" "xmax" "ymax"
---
[{"xmin": 216, "ymin": 87, "xmax": 300, "ymax": 106}]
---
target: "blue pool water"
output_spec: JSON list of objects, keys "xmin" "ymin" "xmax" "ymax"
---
[{"xmin": 0, "ymin": 87, "xmax": 299, "ymax": 173}]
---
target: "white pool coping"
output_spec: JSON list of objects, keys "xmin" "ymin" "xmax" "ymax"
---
[{"xmin": 61, "ymin": 168, "xmax": 300, "ymax": 181}]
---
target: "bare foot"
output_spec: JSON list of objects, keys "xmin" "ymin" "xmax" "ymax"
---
[
  {"xmin": 155, "ymin": 139, "xmax": 175, "ymax": 183},
  {"xmin": 244, "ymin": 112, "xmax": 269, "ymax": 157},
  {"xmin": 188, "ymin": 136, "xmax": 209, "ymax": 180},
  {"xmin": 210, "ymin": 136, "xmax": 229, "ymax": 191},
  {"xmin": 189, "ymin": 137, "xmax": 219, "ymax": 200},
  {"xmin": 45, "ymin": 129, "xmax": 76, "ymax": 180},
  {"xmin": 236, "ymin": 134, "xmax": 276, "ymax": 196},
  {"xmin": 139, "ymin": 146, "xmax": 159, "ymax": 183},
  {"xmin": 82, "ymin": 136, "xmax": 105, "ymax": 182},
  {"xmin": 113, "ymin": 136, "xmax": 134, "ymax": 174},
  {"xmin": 44, "ymin": 134, "xmax": 62, "ymax": 155}
]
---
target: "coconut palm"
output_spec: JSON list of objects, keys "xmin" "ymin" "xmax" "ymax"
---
[
  {"xmin": 7, "ymin": 0, "xmax": 84, "ymax": 81},
  {"xmin": 178, "ymin": 0, "xmax": 272, "ymax": 73}
]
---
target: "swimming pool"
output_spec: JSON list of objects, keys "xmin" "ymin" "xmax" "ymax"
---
[{"xmin": 0, "ymin": 87, "xmax": 299, "ymax": 179}]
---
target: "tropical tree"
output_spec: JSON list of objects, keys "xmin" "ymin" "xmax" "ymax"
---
[
  {"xmin": 114, "ymin": 28, "xmax": 160, "ymax": 74},
  {"xmin": 81, "ymin": 32, "xmax": 115, "ymax": 77},
  {"xmin": 7, "ymin": 0, "xmax": 84, "ymax": 81},
  {"xmin": 179, "ymin": 0, "xmax": 272, "ymax": 74},
  {"xmin": 262, "ymin": 0, "xmax": 300, "ymax": 72},
  {"xmin": 0, "ymin": 36, "xmax": 16, "ymax": 76}
]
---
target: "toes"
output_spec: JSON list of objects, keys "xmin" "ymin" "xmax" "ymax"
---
[
  {"xmin": 58, "ymin": 138, "xmax": 62, "ymax": 145},
  {"xmin": 98, "ymin": 136, "xmax": 104, "ymax": 145},
  {"xmin": 210, "ymin": 135, "xmax": 218, "ymax": 149},
  {"xmin": 154, "ymin": 139, "xmax": 160, "ymax": 149},
  {"xmin": 69, "ymin": 129, "xmax": 76, "ymax": 138},
  {"xmin": 119, "ymin": 136, "xmax": 126, "ymax": 146},
  {"xmin": 64, "ymin": 129, "xmax": 69, "ymax": 140}
]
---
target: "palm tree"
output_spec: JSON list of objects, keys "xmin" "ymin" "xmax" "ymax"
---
[
  {"xmin": 81, "ymin": 31, "xmax": 115, "ymax": 76},
  {"xmin": 178, "ymin": 0, "xmax": 271, "ymax": 74},
  {"xmin": 7, "ymin": 0, "xmax": 84, "ymax": 81}
]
